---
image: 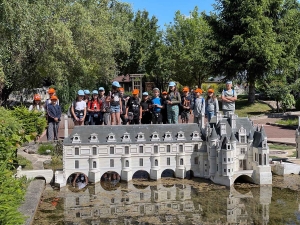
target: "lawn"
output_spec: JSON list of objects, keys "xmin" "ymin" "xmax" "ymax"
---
[
  {"xmin": 231, "ymin": 95, "xmax": 272, "ymax": 117},
  {"xmin": 275, "ymin": 118, "xmax": 298, "ymax": 126},
  {"xmin": 269, "ymin": 143, "xmax": 295, "ymax": 150}
]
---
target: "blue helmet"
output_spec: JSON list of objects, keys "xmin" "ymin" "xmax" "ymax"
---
[
  {"xmin": 142, "ymin": 92, "xmax": 149, "ymax": 96},
  {"xmin": 77, "ymin": 90, "xmax": 84, "ymax": 95},
  {"xmin": 92, "ymin": 90, "xmax": 98, "ymax": 95},
  {"xmin": 99, "ymin": 87, "xmax": 105, "ymax": 91},
  {"xmin": 84, "ymin": 90, "xmax": 90, "ymax": 95},
  {"xmin": 112, "ymin": 81, "xmax": 121, "ymax": 87},
  {"xmin": 169, "ymin": 81, "xmax": 176, "ymax": 87}
]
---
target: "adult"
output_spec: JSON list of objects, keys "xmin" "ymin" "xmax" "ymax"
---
[
  {"xmin": 46, "ymin": 95, "xmax": 61, "ymax": 141},
  {"xmin": 126, "ymin": 89, "xmax": 142, "ymax": 125},
  {"xmin": 110, "ymin": 81, "xmax": 122, "ymax": 125},
  {"xmin": 29, "ymin": 94, "xmax": 44, "ymax": 114},
  {"xmin": 87, "ymin": 90, "xmax": 102, "ymax": 125},
  {"xmin": 166, "ymin": 81, "xmax": 181, "ymax": 124},
  {"xmin": 71, "ymin": 90, "xmax": 87, "ymax": 126},
  {"xmin": 98, "ymin": 87, "xmax": 110, "ymax": 125},
  {"xmin": 206, "ymin": 88, "xmax": 219, "ymax": 122},
  {"xmin": 221, "ymin": 81, "xmax": 237, "ymax": 116}
]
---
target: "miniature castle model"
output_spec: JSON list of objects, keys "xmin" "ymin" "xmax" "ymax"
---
[{"xmin": 56, "ymin": 112, "xmax": 272, "ymax": 187}]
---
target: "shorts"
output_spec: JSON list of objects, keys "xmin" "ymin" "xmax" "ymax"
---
[{"xmin": 110, "ymin": 105, "xmax": 120, "ymax": 113}]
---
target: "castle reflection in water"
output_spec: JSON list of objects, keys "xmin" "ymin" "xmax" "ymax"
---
[{"xmin": 63, "ymin": 181, "xmax": 271, "ymax": 225}]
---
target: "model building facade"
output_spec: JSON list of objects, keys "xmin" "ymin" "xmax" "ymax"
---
[{"xmin": 56, "ymin": 113, "xmax": 272, "ymax": 186}]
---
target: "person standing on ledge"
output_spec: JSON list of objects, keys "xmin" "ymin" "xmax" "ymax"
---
[
  {"xmin": 166, "ymin": 81, "xmax": 181, "ymax": 124},
  {"xmin": 221, "ymin": 81, "xmax": 237, "ymax": 116}
]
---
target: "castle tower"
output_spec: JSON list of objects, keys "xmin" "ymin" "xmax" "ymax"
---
[
  {"xmin": 121, "ymin": 155, "xmax": 132, "ymax": 181},
  {"xmin": 208, "ymin": 126, "xmax": 218, "ymax": 176},
  {"xmin": 230, "ymin": 131, "xmax": 237, "ymax": 172},
  {"xmin": 150, "ymin": 147, "xmax": 161, "ymax": 180}
]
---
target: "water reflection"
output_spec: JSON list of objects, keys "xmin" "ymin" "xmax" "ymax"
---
[{"xmin": 62, "ymin": 181, "xmax": 276, "ymax": 225}]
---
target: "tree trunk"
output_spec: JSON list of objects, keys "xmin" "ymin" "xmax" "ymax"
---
[
  {"xmin": 276, "ymin": 100, "xmax": 279, "ymax": 113},
  {"xmin": 247, "ymin": 77, "xmax": 256, "ymax": 104}
]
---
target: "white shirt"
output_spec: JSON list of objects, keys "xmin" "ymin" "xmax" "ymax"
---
[
  {"xmin": 73, "ymin": 100, "xmax": 86, "ymax": 111},
  {"xmin": 29, "ymin": 105, "xmax": 45, "ymax": 112}
]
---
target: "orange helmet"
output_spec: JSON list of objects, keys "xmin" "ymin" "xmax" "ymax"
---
[
  {"xmin": 132, "ymin": 89, "xmax": 139, "ymax": 95},
  {"xmin": 48, "ymin": 88, "xmax": 55, "ymax": 94},
  {"xmin": 162, "ymin": 91, "xmax": 168, "ymax": 95},
  {"xmin": 119, "ymin": 87, "xmax": 124, "ymax": 92},
  {"xmin": 207, "ymin": 88, "xmax": 214, "ymax": 93},
  {"xmin": 194, "ymin": 88, "xmax": 203, "ymax": 94},
  {"xmin": 34, "ymin": 94, "xmax": 41, "ymax": 101},
  {"xmin": 50, "ymin": 95, "xmax": 58, "ymax": 100},
  {"xmin": 182, "ymin": 87, "xmax": 189, "ymax": 92}
]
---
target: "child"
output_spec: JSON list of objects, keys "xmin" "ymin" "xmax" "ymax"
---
[
  {"xmin": 29, "ymin": 94, "xmax": 44, "ymax": 114},
  {"xmin": 166, "ymin": 81, "xmax": 181, "ymax": 124},
  {"xmin": 206, "ymin": 88, "xmax": 219, "ymax": 122},
  {"xmin": 126, "ymin": 89, "xmax": 142, "ymax": 125},
  {"xmin": 87, "ymin": 90, "xmax": 102, "ymax": 125},
  {"xmin": 46, "ymin": 95, "xmax": 61, "ymax": 141},
  {"xmin": 151, "ymin": 88, "xmax": 163, "ymax": 124},
  {"xmin": 110, "ymin": 81, "xmax": 122, "ymax": 125},
  {"xmin": 192, "ymin": 88, "xmax": 205, "ymax": 126},
  {"xmin": 71, "ymin": 90, "xmax": 87, "ymax": 126},
  {"xmin": 44, "ymin": 88, "xmax": 59, "ymax": 111},
  {"xmin": 180, "ymin": 87, "xmax": 192, "ymax": 123},
  {"xmin": 98, "ymin": 87, "xmax": 110, "ymax": 125},
  {"xmin": 83, "ymin": 90, "xmax": 91, "ymax": 125},
  {"xmin": 221, "ymin": 81, "xmax": 237, "ymax": 116},
  {"xmin": 119, "ymin": 87, "xmax": 129, "ymax": 125},
  {"xmin": 140, "ymin": 92, "xmax": 152, "ymax": 124}
]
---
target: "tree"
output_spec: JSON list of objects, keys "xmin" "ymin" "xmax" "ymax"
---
[
  {"xmin": 204, "ymin": 0, "xmax": 283, "ymax": 103},
  {"xmin": 165, "ymin": 7, "xmax": 213, "ymax": 87}
]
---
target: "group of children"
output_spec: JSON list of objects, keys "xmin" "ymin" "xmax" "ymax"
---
[{"xmin": 28, "ymin": 80, "xmax": 237, "ymax": 141}]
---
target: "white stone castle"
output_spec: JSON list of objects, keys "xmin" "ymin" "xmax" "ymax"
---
[{"xmin": 55, "ymin": 112, "xmax": 272, "ymax": 187}]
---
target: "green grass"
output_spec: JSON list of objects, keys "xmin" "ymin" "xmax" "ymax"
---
[
  {"xmin": 269, "ymin": 144, "xmax": 294, "ymax": 150},
  {"xmin": 288, "ymin": 151, "xmax": 297, "ymax": 157},
  {"xmin": 38, "ymin": 144, "xmax": 55, "ymax": 155},
  {"xmin": 233, "ymin": 97, "xmax": 272, "ymax": 117},
  {"xmin": 276, "ymin": 118, "xmax": 298, "ymax": 126},
  {"xmin": 17, "ymin": 155, "xmax": 33, "ymax": 169}
]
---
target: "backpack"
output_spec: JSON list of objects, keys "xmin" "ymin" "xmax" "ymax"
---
[
  {"xmin": 128, "ymin": 97, "xmax": 140, "ymax": 115},
  {"xmin": 223, "ymin": 89, "xmax": 235, "ymax": 96}
]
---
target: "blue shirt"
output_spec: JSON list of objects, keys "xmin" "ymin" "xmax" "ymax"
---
[{"xmin": 152, "ymin": 97, "xmax": 162, "ymax": 113}]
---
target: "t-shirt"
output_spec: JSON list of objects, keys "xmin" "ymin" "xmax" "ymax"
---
[
  {"xmin": 29, "ymin": 105, "xmax": 45, "ymax": 112},
  {"xmin": 140, "ymin": 99, "xmax": 152, "ymax": 112},
  {"xmin": 206, "ymin": 98, "xmax": 219, "ymax": 113},
  {"xmin": 88, "ymin": 99, "xmax": 101, "ymax": 111},
  {"xmin": 72, "ymin": 100, "xmax": 86, "ymax": 111},
  {"xmin": 152, "ymin": 97, "xmax": 162, "ymax": 113},
  {"xmin": 127, "ymin": 97, "xmax": 140, "ymax": 116},
  {"xmin": 181, "ymin": 96, "xmax": 192, "ymax": 112},
  {"xmin": 222, "ymin": 89, "xmax": 237, "ymax": 111},
  {"xmin": 110, "ymin": 91, "xmax": 120, "ymax": 106}
]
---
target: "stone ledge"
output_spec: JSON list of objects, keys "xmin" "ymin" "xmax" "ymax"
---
[{"xmin": 19, "ymin": 180, "xmax": 45, "ymax": 225}]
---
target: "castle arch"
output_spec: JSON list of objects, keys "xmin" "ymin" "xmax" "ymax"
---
[
  {"xmin": 161, "ymin": 169, "xmax": 175, "ymax": 178},
  {"xmin": 234, "ymin": 174, "xmax": 254, "ymax": 184},
  {"xmin": 132, "ymin": 170, "xmax": 150, "ymax": 180},
  {"xmin": 185, "ymin": 170, "xmax": 194, "ymax": 179}
]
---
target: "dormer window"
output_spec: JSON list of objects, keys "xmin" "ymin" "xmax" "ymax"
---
[
  {"xmin": 177, "ymin": 131, "xmax": 186, "ymax": 141},
  {"xmin": 90, "ymin": 133, "xmax": 99, "ymax": 143},
  {"xmin": 192, "ymin": 131, "xmax": 200, "ymax": 140},
  {"xmin": 107, "ymin": 133, "xmax": 116, "ymax": 142},
  {"xmin": 122, "ymin": 132, "xmax": 131, "ymax": 142},
  {"xmin": 151, "ymin": 132, "xmax": 160, "ymax": 141},
  {"xmin": 137, "ymin": 132, "xmax": 146, "ymax": 142},
  {"xmin": 227, "ymin": 144, "xmax": 231, "ymax": 150},
  {"xmin": 72, "ymin": 134, "xmax": 81, "ymax": 143},
  {"xmin": 220, "ymin": 123, "xmax": 226, "ymax": 135},
  {"xmin": 240, "ymin": 136, "xmax": 246, "ymax": 143},
  {"xmin": 164, "ymin": 131, "xmax": 173, "ymax": 141}
]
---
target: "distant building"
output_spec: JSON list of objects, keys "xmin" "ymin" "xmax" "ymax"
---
[{"xmin": 56, "ymin": 112, "xmax": 272, "ymax": 187}]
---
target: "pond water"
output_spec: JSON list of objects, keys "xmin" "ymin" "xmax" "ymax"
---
[{"xmin": 34, "ymin": 175, "xmax": 300, "ymax": 225}]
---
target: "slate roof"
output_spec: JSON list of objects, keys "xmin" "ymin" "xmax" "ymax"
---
[
  {"xmin": 213, "ymin": 117, "xmax": 254, "ymax": 137},
  {"xmin": 64, "ymin": 124, "xmax": 202, "ymax": 145}
]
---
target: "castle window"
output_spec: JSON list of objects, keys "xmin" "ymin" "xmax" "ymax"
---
[
  {"xmin": 139, "ymin": 158, "xmax": 143, "ymax": 166},
  {"xmin": 110, "ymin": 147, "xmax": 114, "ymax": 154},
  {"xmin": 92, "ymin": 147, "xmax": 97, "ymax": 155},
  {"xmin": 255, "ymin": 153, "xmax": 257, "ymax": 161},
  {"xmin": 154, "ymin": 146, "xmax": 158, "ymax": 153},
  {"xmin": 224, "ymin": 169, "xmax": 226, "ymax": 172},
  {"xmin": 167, "ymin": 145, "xmax": 171, "ymax": 153},
  {"xmin": 228, "ymin": 169, "xmax": 230, "ymax": 172},
  {"xmin": 75, "ymin": 160, "xmax": 79, "ymax": 169},
  {"xmin": 167, "ymin": 157, "xmax": 170, "ymax": 165},
  {"xmin": 194, "ymin": 144, "xmax": 198, "ymax": 152},
  {"xmin": 180, "ymin": 158, "xmax": 184, "ymax": 165},
  {"xmin": 241, "ymin": 136, "xmax": 245, "ymax": 143},
  {"xmin": 194, "ymin": 157, "xmax": 198, "ymax": 164},
  {"xmin": 125, "ymin": 146, "xmax": 129, "ymax": 154},
  {"xmin": 139, "ymin": 146, "xmax": 143, "ymax": 153},
  {"xmin": 240, "ymin": 148, "xmax": 246, "ymax": 154},
  {"xmin": 140, "ymin": 193, "xmax": 144, "ymax": 200},
  {"xmin": 110, "ymin": 159, "xmax": 114, "ymax": 167},
  {"xmin": 179, "ymin": 145, "xmax": 183, "ymax": 152},
  {"xmin": 111, "ymin": 198, "xmax": 115, "ymax": 203},
  {"xmin": 167, "ymin": 191, "xmax": 171, "ymax": 199},
  {"xmin": 76, "ymin": 197, "xmax": 79, "ymax": 205},
  {"xmin": 75, "ymin": 148, "xmax": 79, "ymax": 155},
  {"xmin": 155, "ymin": 159, "xmax": 158, "ymax": 166},
  {"xmin": 227, "ymin": 144, "xmax": 230, "ymax": 150},
  {"xmin": 264, "ymin": 154, "xmax": 267, "ymax": 165},
  {"xmin": 259, "ymin": 154, "xmax": 262, "ymax": 165},
  {"xmin": 93, "ymin": 161, "xmax": 97, "ymax": 168},
  {"xmin": 125, "ymin": 160, "xmax": 129, "ymax": 167},
  {"xmin": 224, "ymin": 158, "xmax": 226, "ymax": 162},
  {"xmin": 228, "ymin": 158, "xmax": 230, "ymax": 162}
]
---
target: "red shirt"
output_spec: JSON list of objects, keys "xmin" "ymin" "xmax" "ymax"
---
[{"xmin": 88, "ymin": 99, "xmax": 102, "ymax": 111}]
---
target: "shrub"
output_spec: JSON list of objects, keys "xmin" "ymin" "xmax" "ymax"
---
[
  {"xmin": 281, "ymin": 93, "xmax": 295, "ymax": 112},
  {"xmin": 38, "ymin": 144, "xmax": 55, "ymax": 155}
]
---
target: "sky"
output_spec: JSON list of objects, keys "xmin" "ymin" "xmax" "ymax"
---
[{"xmin": 123, "ymin": 0, "xmax": 216, "ymax": 29}]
